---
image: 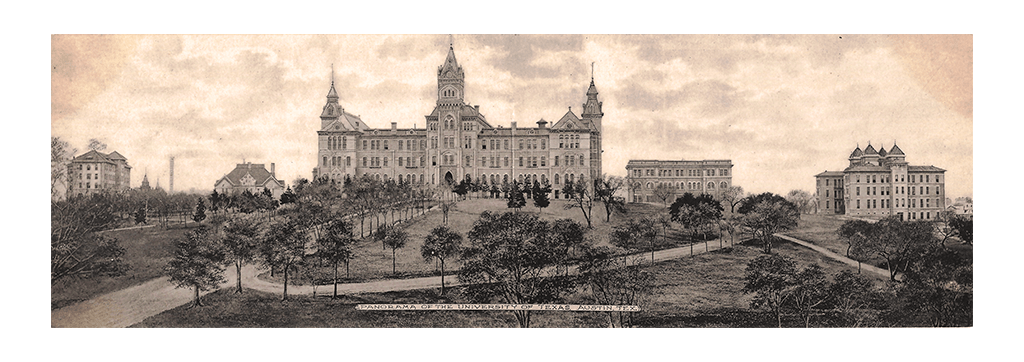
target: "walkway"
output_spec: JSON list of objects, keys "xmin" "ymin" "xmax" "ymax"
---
[{"xmin": 775, "ymin": 233, "xmax": 896, "ymax": 280}]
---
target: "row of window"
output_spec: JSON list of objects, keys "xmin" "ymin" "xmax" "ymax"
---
[
  {"xmin": 643, "ymin": 181, "xmax": 729, "ymax": 190},
  {"xmin": 634, "ymin": 168, "xmax": 730, "ymax": 177},
  {"xmin": 856, "ymin": 185, "xmax": 940, "ymax": 196},
  {"xmin": 853, "ymin": 174, "xmax": 941, "ymax": 184},
  {"xmin": 855, "ymin": 198, "xmax": 941, "ymax": 209}
]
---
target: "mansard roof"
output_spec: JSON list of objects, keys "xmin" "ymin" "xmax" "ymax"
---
[
  {"xmin": 908, "ymin": 165, "xmax": 945, "ymax": 172},
  {"xmin": 71, "ymin": 150, "xmax": 129, "ymax": 167},
  {"xmin": 843, "ymin": 164, "xmax": 889, "ymax": 172}
]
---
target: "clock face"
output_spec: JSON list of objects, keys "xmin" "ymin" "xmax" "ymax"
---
[{"xmin": 445, "ymin": 70, "xmax": 453, "ymax": 78}]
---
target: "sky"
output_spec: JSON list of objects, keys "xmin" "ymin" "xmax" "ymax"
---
[{"xmin": 51, "ymin": 34, "xmax": 972, "ymax": 198}]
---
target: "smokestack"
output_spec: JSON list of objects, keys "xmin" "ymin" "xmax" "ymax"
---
[
  {"xmin": 271, "ymin": 163, "xmax": 276, "ymax": 177},
  {"xmin": 169, "ymin": 157, "xmax": 174, "ymax": 194}
]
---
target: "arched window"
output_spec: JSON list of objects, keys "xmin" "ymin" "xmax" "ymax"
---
[
  {"xmin": 323, "ymin": 157, "xmax": 328, "ymax": 166},
  {"xmin": 707, "ymin": 182, "xmax": 715, "ymax": 190},
  {"xmin": 346, "ymin": 157, "xmax": 351, "ymax": 167}
]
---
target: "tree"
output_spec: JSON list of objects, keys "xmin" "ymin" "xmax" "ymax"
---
[
  {"xmin": 949, "ymin": 215, "xmax": 973, "ymax": 245},
  {"xmin": 421, "ymin": 225, "xmax": 463, "ymax": 295},
  {"xmin": 51, "ymin": 195, "xmax": 128, "ymax": 284},
  {"xmin": 458, "ymin": 211, "xmax": 574, "ymax": 328},
  {"xmin": 87, "ymin": 138, "xmax": 107, "ymax": 152},
  {"xmin": 594, "ymin": 175, "xmax": 627, "ymax": 222},
  {"xmin": 883, "ymin": 246, "xmax": 972, "ymax": 326},
  {"xmin": 380, "ymin": 225, "xmax": 409, "ymax": 275},
  {"xmin": 670, "ymin": 193, "xmax": 724, "ymax": 254},
  {"xmin": 652, "ymin": 183, "xmax": 675, "ymax": 207},
  {"xmin": 828, "ymin": 270, "xmax": 875, "ymax": 326},
  {"xmin": 789, "ymin": 264, "xmax": 829, "ymax": 327},
  {"xmin": 610, "ymin": 217, "xmax": 659, "ymax": 264},
  {"xmin": 785, "ymin": 189, "xmax": 814, "ymax": 215},
  {"xmin": 166, "ymin": 227, "xmax": 226, "ymax": 308},
  {"xmin": 51, "ymin": 136, "xmax": 76, "ymax": 199},
  {"xmin": 316, "ymin": 219, "xmax": 356, "ymax": 298},
  {"xmin": 720, "ymin": 185, "xmax": 745, "ymax": 213},
  {"xmin": 531, "ymin": 181, "xmax": 551, "ymax": 213},
  {"xmin": 506, "ymin": 181, "xmax": 527, "ymax": 212},
  {"xmin": 222, "ymin": 216, "xmax": 260, "ymax": 293},
  {"xmin": 577, "ymin": 245, "xmax": 655, "ymax": 327},
  {"xmin": 134, "ymin": 206, "xmax": 147, "ymax": 225},
  {"xmin": 837, "ymin": 219, "xmax": 873, "ymax": 273},
  {"xmin": 193, "ymin": 197, "xmax": 207, "ymax": 223},
  {"xmin": 439, "ymin": 199, "xmax": 456, "ymax": 225},
  {"xmin": 737, "ymin": 192, "xmax": 800, "ymax": 254},
  {"xmin": 563, "ymin": 179, "xmax": 595, "ymax": 228},
  {"xmin": 259, "ymin": 219, "xmax": 307, "ymax": 300},
  {"xmin": 860, "ymin": 217, "xmax": 936, "ymax": 281},
  {"xmin": 742, "ymin": 254, "xmax": 797, "ymax": 327}
]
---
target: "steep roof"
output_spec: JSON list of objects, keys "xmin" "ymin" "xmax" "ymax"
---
[
  {"xmin": 889, "ymin": 143, "xmax": 905, "ymax": 155},
  {"xmin": 71, "ymin": 150, "xmax": 129, "ymax": 166},
  {"xmin": 877, "ymin": 146, "xmax": 888, "ymax": 157},
  {"xmin": 552, "ymin": 108, "xmax": 584, "ymax": 130},
  {"xmin": 863, "ymin": 144, "xmax": 877, "ymax": 155},
  {"xmin": 843, "ymin": 164, "xmax": 889, "ymax": 172},
  {"xmin": 849, "ymin": 147, "xmax": 863, "ymax": 158},
  {"xmin": 216, "ymin": 163, "xmax": 282, "ymax": 188}
]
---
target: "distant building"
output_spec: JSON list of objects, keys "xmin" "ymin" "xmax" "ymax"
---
[
  {"xmin": 214, "ymin": 162, "xmax": 285, "ymax": 199},
  {"xmin": 140, "ymin": 174, "xmax": 151, "ymax": 190},
  {"xmin": 67, "ymin": 150, "xmax": 132, "ymax": 196},
  {"xmin": 311, "ymin": 42, "xmax": 603, "ymax": 198},
  {"xmin": 815, "ymin": 143, "xmax": 946, "ymax": 221},
  {"xmin": 625, "ymin": 159, "xmax": 734, "ymax": 203},
  {"xmin": 949, "ymin": 197, "xmax": 973, "ymax": 216}
]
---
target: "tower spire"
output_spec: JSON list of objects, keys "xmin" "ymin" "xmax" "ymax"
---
[
  {"xmin": 591, "ymin": 62, "xmax": 594, "ymax": 80},
  {"xmin": 449, "ymin": 34, "xmax": 454, "ymax": 49}
]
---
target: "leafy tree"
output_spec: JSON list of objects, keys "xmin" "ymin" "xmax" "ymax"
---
[
  {"xmin": 610, "ymin": 217, "xmax": 659, "ymax": 264},
  {"xmin": 547, "ymin": 218, "xmax": 589, "ymax": 276},
  {"xmin": 193, "ymin": 197, "xmax": 207, "ymax": 223},
  {"xmin": 562, "ymin": 179, "xmax": 595, "ymax": 228},
  {"xmin": 859, "ymin": 217, "xmax": 936, "ymax": 281},
  {"xmin": 883, "ymin": 246, "xmax": 972, "ymax": 326},
  {"xmin": 785, "ymin": 189, "xmax": 814, "ymax": 215},
  {"xmin": 670, "ymin": 193, "xmax": 724, "ymax": 253},
  {"xmin": 949, "ymin": 215, "xmax": 973, "ymax": 245},
  {"xmin": 531, "ymin": 181, "xmax": 551, "ymax": 213},
  {"xmin": 379, "ymin": 225, "xmax": 409, "ymax": 275},
  {"xmin": 421, "ymin": 225, "xmax": 463, "ymax": 295},
  {"xmin": 279, "ymin": 186, "xmax": 297, "ymax": 204},
  {"xmin": 134, "ymin": 206, "xmax": 147, "ymax": 225},
  {"xmin": 316, "ymin": 219, "xmax": 356, "ymax": 298},
  {"xmin": 720, "ymin": 185, "xmax": 745, "ymax": 213},
  {"xmin": 737, "ymin": 192, "xmax": 800, "ymax": 254},
  {"xmin": 51, "ymin": 195, "xmax": 128, "ymax": 284},
  {"xmin": 577, "ymin": 245, "xmax": 655, "ymax": 327},
  {"xmin": 652, "ymin": 183, "xmax": 675, "ymax": 207},
  {"xmin": 222, "ymin": 216, "xmax": 260, "ymax": 293},
  {"xmin": 789, "ymin": 264, "xmax": 829, "ymax": 327},
  {"xmin": 837, "ymin": 219, "xmax": 874, "ymax": 273},
  {"xmin": 166, "ymin": 227, "xmax": 226, "ymax": 308},
  {"xmin": 458, "ymin": 211, "xmax": 574, "ymax": 328},
  {"xmin": 594, "ymin": 175, "xmax": 627, "ymax": 222},
  {"xmin": 259, "ymin": 219, "xmax": 307, "ymax": 300},
  {"xmin": 506, "ymin": 181, "xmax": 527, "ymax": 212},
  {"xmin": 828, "ymin": 270, "xmax": 875, "ymax": 326},
  {"xmin": 742, "ymin": 254, "xmax": 797, "ymax": 327}
]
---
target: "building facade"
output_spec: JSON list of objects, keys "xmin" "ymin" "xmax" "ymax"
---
[
  {"xmin": 815, "ymin": 143, "xmax": 946, "ymax": 221},
  {"xmin": 68, "ymin": 150, "xmax": 132, "ymax": 196},
  {"xmin": 214, "ymin": 162, "xmax": 285, "ymax": 199},
  {"xmin": 311, "ymin": 43, "xmax": 603, "ymax": 198},
  {"xmin": 625, "ymin": 160, "xmax": 733, "ymax": 203}
]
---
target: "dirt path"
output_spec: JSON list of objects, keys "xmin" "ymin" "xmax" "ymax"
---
[{"xmin": 776, "ymin": 233, "xmax": 895, "ymax": 280}]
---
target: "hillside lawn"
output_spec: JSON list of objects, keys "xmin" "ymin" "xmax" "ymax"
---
[
  {"xmin": 133, "ymin": 238, "xmax": 866, "ymax": 328},
  {"xmin": 51, "ymin": 224, "xmax": 200, "ymax": 310},
  {"xmin": 261, "ymin": 198, "xmax": 722, "ymax": 284}
]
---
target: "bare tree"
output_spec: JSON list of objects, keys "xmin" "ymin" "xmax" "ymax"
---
[
  {"xmin": 594, "ymin": 175, "xmax": 627, "ymax": 222},
  {"xmin": 652, "ymin": 183, "xmax": 675, "ymax": 207},
  {"xmin": 87, "ymin": 138, "xmax": 107, "ymax": 152},
  {"xmin": 720, "ymin": 185, "xmax": 745, "ymax": 213},
  {"xmin": 786, "ymin": 189, "xmax": 814, "ymax": 215},
  {"xmin": 51, "ymin": 136, "xmax": 76, "ymax": 199}
]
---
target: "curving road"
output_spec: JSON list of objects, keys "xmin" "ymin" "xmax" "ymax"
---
[{"xmin": 54, "ymin": 233, "xmax": 876, "ymax": 328}]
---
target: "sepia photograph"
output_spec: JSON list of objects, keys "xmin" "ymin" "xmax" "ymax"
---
[{"xmin": 49, "ymin": 33, "xmax": 974, "ymax": 331}]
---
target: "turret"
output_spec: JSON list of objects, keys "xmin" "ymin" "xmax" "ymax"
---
[{"xmin": 437, "ymin": 39, "xmax": 465, "ymax": 104}]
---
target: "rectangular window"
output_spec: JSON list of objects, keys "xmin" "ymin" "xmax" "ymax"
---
[
  {"xmin": 555, "ymin": 156, "xmax": 559, "ymax": 166},
  {"xmin": 504, "ymin": 157, "xmax": 509, "ymax": 167},
  {"xmin": 398, "ymin": 158, "xmax": 403, "ymax": 167},
  {"xmin": 541, "ymin": 157, "xmax": 546, "ymax": 167},
  {"xmin": 398, "ymin": 140, "xmax": 403, "ymax": 150},
  {"xmin": 857, "ymin": 200, "xmax": 860, "ymax": 209},
  {"xmin": 519, "ymin": 157, "xmax": 524, "ymax": 167},
  {"xmin": 856, "ymin": 187, "xmax": 860, "ymax": 196}
]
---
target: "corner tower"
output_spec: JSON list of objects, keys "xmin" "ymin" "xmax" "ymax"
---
[{"xmin": 580, "ymin": 74, "xmax": 604, "ymax": 180}]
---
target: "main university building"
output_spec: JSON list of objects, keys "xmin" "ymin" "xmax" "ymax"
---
[{"xmin": 312, "ymin": 43, "xmax": 603, "ymax": 198}]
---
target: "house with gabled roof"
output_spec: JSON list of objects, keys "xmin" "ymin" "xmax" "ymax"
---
[
  {"xmin": 68, "ymin": 149, "xmax": 132, "ymax": 196},
  {"xmin": 214, "ymin": 162, "xmax": 284, "ymax": 199}
]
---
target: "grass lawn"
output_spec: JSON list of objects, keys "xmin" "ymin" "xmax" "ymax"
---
[
  {"xmin": 133, "ymin": 237, "xmax": 865, "ymax": 328},
  {"xmin": 51, "ymin": 224, "xmax": 201, "ymax": 310},
  {"xmin": 263, "ymin": 198, "xmax": 718, "ymax": 285}
]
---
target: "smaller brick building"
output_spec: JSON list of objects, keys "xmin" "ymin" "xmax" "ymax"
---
[
  {"xmin": 68, "ymin": 150, "xmax": 132, "ymax": 196},
  {"xmin": 214, "ymin": 162, "xmax": 285, "ymax": 199}
]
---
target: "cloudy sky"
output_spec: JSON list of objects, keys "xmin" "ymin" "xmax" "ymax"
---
[{"xmin": 51, "ymin": 34, "xmax": 972, "ymax": 198}]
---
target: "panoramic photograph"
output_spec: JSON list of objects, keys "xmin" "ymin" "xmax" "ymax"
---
[{"xmin": 50, "ymin": 34, "xmax": 972, "ymax": 329}]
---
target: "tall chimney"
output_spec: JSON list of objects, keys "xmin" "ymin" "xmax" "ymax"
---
[
  {"xmin": 271, "ymin": 163, "xmax": 276, "ymax": 177},
  {"xmin": 391, "ymin": 122, "xmax": 397, "ymax": 131},
  {"xmin": 169, "ymin": 156, "xmax": 174, "ymax": 194}
]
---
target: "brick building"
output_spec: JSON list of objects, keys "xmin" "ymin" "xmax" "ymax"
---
[
  {"xmin": 625, "ymin": 159, "xmax": 734, "ymax": 203},
  {"xmin": 67, "ymin": 150, "xmax": 132, "ymax": 196}
]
